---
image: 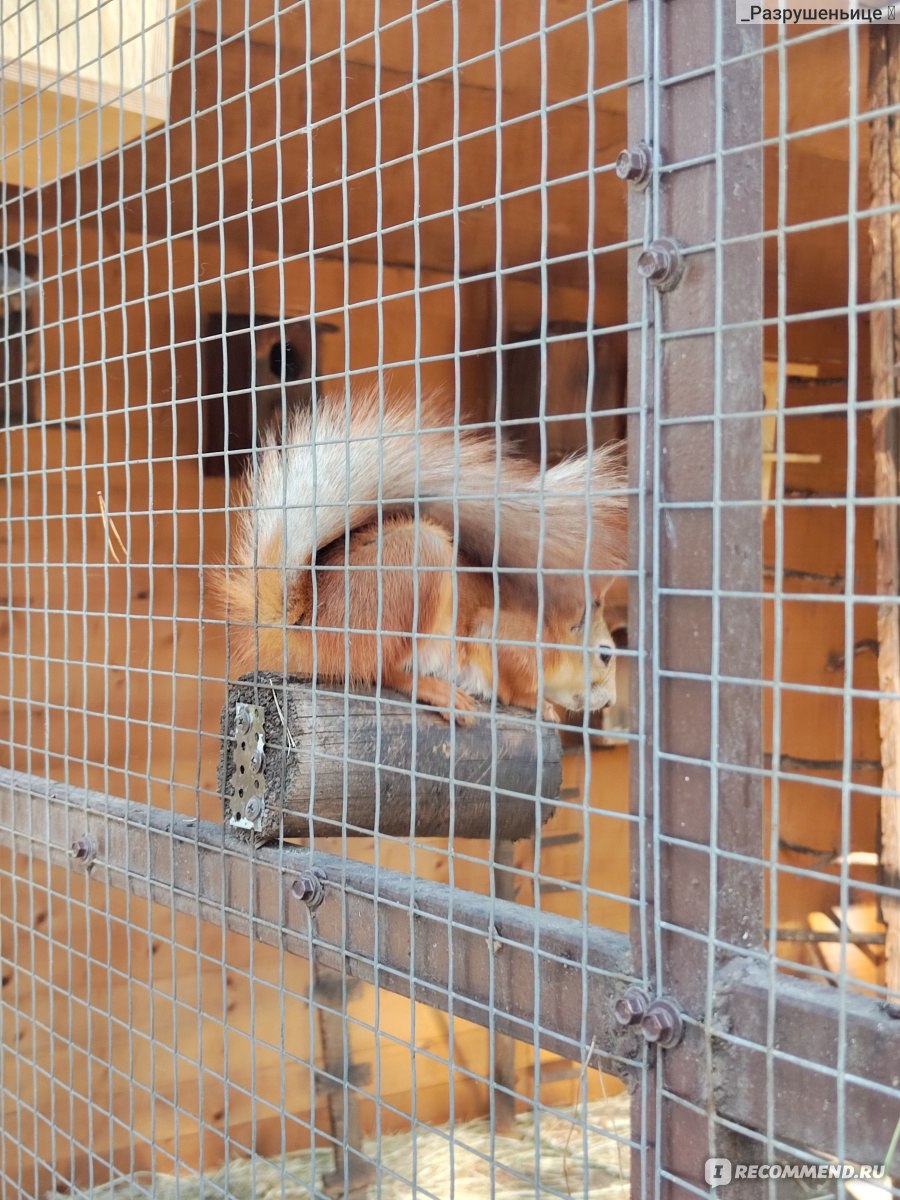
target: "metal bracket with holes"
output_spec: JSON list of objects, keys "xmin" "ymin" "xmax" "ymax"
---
[{"xmin": 228, "ymin": 702, "xmax": 266, "ymax": 833}]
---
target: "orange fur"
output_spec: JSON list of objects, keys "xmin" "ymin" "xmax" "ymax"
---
[
  {"xmin": 216, "ymin": 391, "xmax": 624, "ymax": 720},
  {"xmin": 220, "ymin": 515, "xmax": 617, "ymax": 723}
]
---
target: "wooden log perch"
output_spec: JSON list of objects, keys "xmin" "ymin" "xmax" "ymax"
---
[
  {"xmin": 868, "ymin": 24, "xmax": 900, "ymax": 1010},
  {"xmin": 219, "ymin": 673, "xmax": 561, "ymax": 844}
]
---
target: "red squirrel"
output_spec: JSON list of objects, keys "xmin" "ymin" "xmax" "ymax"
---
[{"xmin": 216, "ymin": 390, "xmax": 625, "ymax": 722}]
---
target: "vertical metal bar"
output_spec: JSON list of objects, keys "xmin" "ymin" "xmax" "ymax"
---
[{"xmin": 627, "ymin": 1, "xmax": 765, "ymax": 1195}]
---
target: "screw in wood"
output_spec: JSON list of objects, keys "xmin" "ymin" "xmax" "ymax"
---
[{"xmin": 243, "ymin": 796, "xmax": 264, "ymax": 822}]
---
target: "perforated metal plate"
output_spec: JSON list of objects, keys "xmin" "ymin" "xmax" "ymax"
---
[{"xmin": 228, "ymin": 702, "xmax": 266, "ymax": 832}]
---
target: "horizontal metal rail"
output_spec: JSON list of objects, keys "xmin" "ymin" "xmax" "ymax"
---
[
  {"xmin": 712, "ymin": 961, "xmax": 900, "ymax": 1167},
  {"xmin": 0, "ymin": 768, "xmax": 640, "ymax": 1075},
  {"xmin": 2, "ymin": 765, "xmax": 897, "ymax": 1167}
]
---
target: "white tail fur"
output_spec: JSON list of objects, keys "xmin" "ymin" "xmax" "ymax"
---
[{"xmin": 232, "ymin": 388, "xmax": 625, "ymax": 598}]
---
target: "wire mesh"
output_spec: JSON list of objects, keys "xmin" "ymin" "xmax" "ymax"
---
[{"xmin": 0, "ymin": 2, "xmax": 898, "ymax": 1199}]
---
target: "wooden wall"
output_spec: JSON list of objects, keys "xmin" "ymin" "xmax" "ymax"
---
[
  {"xmin": 0, "ymin": 208, "xmax": 626, "ymax": 1193},
  {"xmin": 1, "ymin": 203, "xmax": 882, "ymax": 1200},
  {"xmin": 764, "ymin": 344, "xmax": 884, "ymax": 978},
  {"xmin": 0, "ymin": 7, "xmax": 885, "ymax": 1195}
]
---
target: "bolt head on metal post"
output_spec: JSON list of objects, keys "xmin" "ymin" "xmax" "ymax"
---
[
  {"xmin": 615, "ymin": 141, "xmax": 652, "ymax": 188},
  {"xmin": 235, "ymin": 707, "xmax": 252, "ymax": 735},
  {"xmin": 636, "ymin": 237, "xmax": 685, "ymax": 292},
  {"xmin": 614, "ymin": 985, "xmax": 650, "ymax": 1027},
  {"xmin": 249, "ymin": 749, "xmax": 265, "ymax": 773},
  {"xmin": 291, "ymin": 870, "xmax": 326, "ymax": 911},
  {"xmin": 70, "ymin": 834, "xmax": 98, "ymax": 867},
  {"xmin": 640, "ymin": 997, "xmax": 684, "ymax": 1049}
]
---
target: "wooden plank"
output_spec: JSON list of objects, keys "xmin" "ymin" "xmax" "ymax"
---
[
  {"xmin": 1, "ymin": 0, "xmax": 173, "ymax": 187},
  {"xmin": 867, "ymin": 23, "xmax": 900, "ymax": 1010},
  {"xmin": 3, "ymin": 767, "xmax": 897, "ymax": 1180},
  {"xmin": 187, "ymin": 0, "xmax": 629, "ymax": 111}
]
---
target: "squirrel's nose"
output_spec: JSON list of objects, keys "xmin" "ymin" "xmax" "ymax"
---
[{"xmin": 597, "ymin": 643, "xmax": 614, "ymax": 667}]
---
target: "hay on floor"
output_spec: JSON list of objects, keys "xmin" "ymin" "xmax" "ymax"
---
[{"xmin": 80, "ymin": 1094, "xmax": 631, "ymax": 1199}]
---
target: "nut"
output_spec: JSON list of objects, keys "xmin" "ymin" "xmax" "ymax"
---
[
  {"xmin": 615, "ymin": 142, "xmax": 652, "ymax": 187},
  {"xmin": 640, "ymin": 997, "xmax": 684, "ymax": 1049},
  {"xmin": 614, "ymin": 986, "xmax": 650, "ymax": 1027},
  {"xmin": 70, "ymin": 834, "xmax": 98, "ymax": 866},
  {"xmin": 636, "ymin": 237, "xmax": 684, "ymax": 291},
  {"xmin": 291, "ymin": 871, "xmax": 326, "ymax": 911}
]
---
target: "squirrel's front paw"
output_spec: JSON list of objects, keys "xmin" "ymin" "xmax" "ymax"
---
[
  {"xmin": 440, "ymin": 710, "xmax": 474, "ymax": 727},
  {"xmin": 542, "ymin": 702, "xmax": 562, "ymax": 723},
  {"xmin": 444, "ymin": 689, "xmax": 478, "ymax": 727}
]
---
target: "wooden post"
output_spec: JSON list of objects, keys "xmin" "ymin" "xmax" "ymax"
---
[
  {"xmin": 868, "ymin": 24, "xmax": 900, "ymax": 1008},
  {"xmin": 220, "ymin": 674, "xmax": 561, "ymax": 844},
  {"xmin": 491, "ymin": 839, "xmax": 519, "ymax": 1134},
  {"xmin": 312, "ymin": 965, "xmax": 375, "ymax": 1198}
]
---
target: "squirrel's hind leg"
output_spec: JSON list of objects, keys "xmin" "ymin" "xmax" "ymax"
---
[
  {"xmin": 385, "ymin": 670, "xmax": 479, "ymax": 726},
  {"xmin": 342, "ymin": 517, "xmax": 480, "ymax": 722}
]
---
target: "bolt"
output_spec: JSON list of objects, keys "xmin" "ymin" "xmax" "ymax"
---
[
  {"xmin": 243, "ymin": 796, "xmax": 264, "ymax": 822},
  {"xmin": 640, "ymin": 997, "xmax": 684, "ymax": 1049},
  {"xmin": 615, "ymin": 141, "xmax": 652, "ymax": 187},
  {"xmin": 636, "ymin": 237, "xmax": 684, "ymax": 292},
  {"xmin": 614, "ymin": 986, "xmax": 650, "ymax": 1027},
  {"xmin": 249, "ymin": 749, "xmax": 265, "ymax": 773},
  {"xmin": 235, "ymin": 707, "xmax": 252, "ymax": 735},
  {"xmin": 291, "ymin": 871, "xmax": 326, "ymax": 911},
  {"xmin": 70, "ymin": 834, "xmax": 97, "ymax": 867}
]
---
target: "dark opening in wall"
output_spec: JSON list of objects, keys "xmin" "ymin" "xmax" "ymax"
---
[
  {"xmin": 1, "ymin": 249, "xmax": 39, "ymax": 427},
  {"xmin": 269, "ymin": 338, "xmax": 302, "ymax": 383},
  {"xmin": 202, "ymin": 313, "xmax": 333, "ymax": 476}
]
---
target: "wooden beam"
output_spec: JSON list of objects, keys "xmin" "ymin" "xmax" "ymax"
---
[
  {"xmin": 867, "ymin": 23, "xmax": 900, "ymax": 1010},
  {"xmin": 1, "ymin": 0, "xmax": 173, "ymax": 188}
]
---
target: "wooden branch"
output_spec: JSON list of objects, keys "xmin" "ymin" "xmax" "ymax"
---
[
  {"xmin": 868, "ymin": 24, "xmax": 900, "ymax": 1007},
  {"xmin": 313, "ymin": 962, "xmax": 375, "ymax": 1197},
  {"xmin": 219, "ymin": 674, "xmax": 561, "ymax": 843}
]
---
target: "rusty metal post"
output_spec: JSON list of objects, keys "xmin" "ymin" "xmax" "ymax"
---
[
  {"xmin": 626, "ymin": 1, "xmax": 766, "ymax": 1194},
  {"xmin": 868, "ymin": 22, "xmax": 900, "ymax": 1011}
]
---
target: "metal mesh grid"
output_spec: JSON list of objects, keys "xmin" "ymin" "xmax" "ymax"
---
[{"xmin": 0, "ymin": 1, "xmax": 898, "ymax": 1198}]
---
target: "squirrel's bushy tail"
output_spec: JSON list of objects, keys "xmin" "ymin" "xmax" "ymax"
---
[{"xmin": 223, "ymin": 388, "xmax": 625, "ymax": 617}]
